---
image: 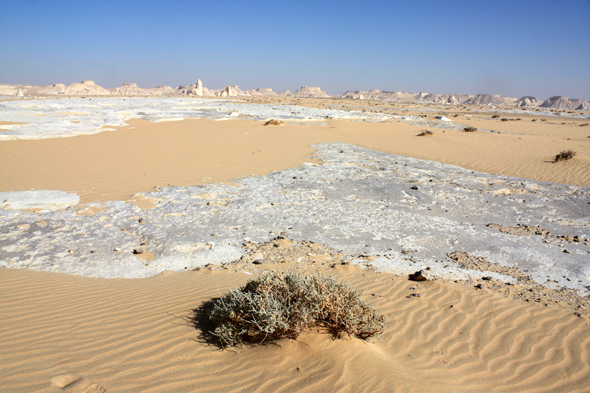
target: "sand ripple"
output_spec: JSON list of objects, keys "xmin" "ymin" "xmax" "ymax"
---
[{"xmin": 1, "ymin": 264, "xmax": 589, "ymax": 392}]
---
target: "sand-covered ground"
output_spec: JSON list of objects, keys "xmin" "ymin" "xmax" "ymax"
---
[{"xmin": 1, "ymin": 96, "xmax": 589, "ymax": 392}]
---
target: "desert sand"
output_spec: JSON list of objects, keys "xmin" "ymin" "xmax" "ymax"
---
[
  {"xmin": 1, "ymin": 101, "xmax": 589, "ymax": 204},
  {"xmin": 1, "ymin": 96, "xmax": 589, "ymax": 392},
  {"xmin": 2, "ymin": 248, "xmax": 590, "ymax": 392}
]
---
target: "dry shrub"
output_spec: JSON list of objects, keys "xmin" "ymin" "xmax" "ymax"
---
[
  {"xmin": 580, "ymin": 123, "xmax": 589, "ymax": 127},
  {"xmin": 492, "ymin": 114, "xmax": 500, "ymax": 118},
  {"xmin": 554, "ymin": 150, "xmax": 576, "ymax": 162},
  {"xmin": 417, "ymin": 130, "xmax": 433, "ymax": 136},
  {"xmin": 205, "ymin": 271, "xmax": 387, "ymax": 348},
  {"xmin": 264, "ymin": 119, "xmax": 284, "ymax": 126},
  {"xmin": 463, "ymin": 126, "xmax": 477, "ymax": 132}
]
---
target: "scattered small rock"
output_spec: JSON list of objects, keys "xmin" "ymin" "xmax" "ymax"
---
[
  {"xmin": 409, "ymin": 270, "xmax": 430, "ymax": 281},
  {"xmin": 133, "ymin": 249, "xmax": 144, "ymax": 255},
  {"xmin": 407, "ymin": 293, "xmax": 421, "ymax": 298}
]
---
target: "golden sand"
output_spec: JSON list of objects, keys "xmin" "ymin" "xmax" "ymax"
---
[
  {"xmin": 1, "ymin": 260, "xmax": 589, "ymax": 392},
  {"xmin": 1, "ymin": 104, "xmax": 588, "ymax": 205},
  {"xmin": 1, "ymin": 98, "xmax": 589, "ymax": 392}
]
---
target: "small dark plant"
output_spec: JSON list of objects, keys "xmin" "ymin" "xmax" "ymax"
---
[
  {"xmin": 501, "ymin": 118, "xmax": 509, "ymax": 121},
  {"xmin": 264, "ymin": 119, "xmax": 284, "ymax": 126},
  {"xmin": 199, "ymin": 270, "xmax": 387, "ymax": 349},
  {"xmin": 463, "ymin": 126, "xmax": 477, "ymax": 132},
  {"xmin": 554, "ymin": 150, "xmax": 577, "ymax": 162},
  {"xmin": 492, "ymin": 114, "xmax": 500, "ymax": 118},
  {"xmin": 417, "ymin": 130, "xmax": 433, "ymax": 136}
]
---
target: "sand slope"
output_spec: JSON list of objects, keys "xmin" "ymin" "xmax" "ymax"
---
[
  {"xmin": 1, "ymin": 113, "xmax": 589, "ymax": 205},
  {"xmin": 1, "ymin": 262, "xmax": 589, "ymax": 392}
]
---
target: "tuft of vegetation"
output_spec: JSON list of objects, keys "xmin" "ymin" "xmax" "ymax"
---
[
  {"xmin": 201, "ymin": 270, "xmax": 387, "ymax": 349},
  {"xmin": 417, "ymin": 130, "xmax": 433, "ymax": 136},
  {"xmin": 554, "ymin": 150, "xmax": 577, "ymax": 162},
  {"xmin": 579, "ymin": 123, "xmax": 589, "ymax": 127},
  {"xmin": 264, "ymin": 119, "xmax": 284, "ymax": 126},
  {"xmin": 492, "ymin": 114, "xmax": 500, "ymax": 118},
  {"xmin": 501, "ymin": 118, "xmax": 509, "ymax": 122},
  {"xmin": 463, "ymin": 126, "xmax": 477, "ymax": 132}
]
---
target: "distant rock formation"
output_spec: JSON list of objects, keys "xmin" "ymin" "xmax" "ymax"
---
[
  {"xmin": 516, "ymin": 96, "xmax": 540, "ymax": 108},
  {"xmin": 464, "ymin": 94, "xmax": 517, "ymax": 106},
  {"xmin": 0, "ymin": 84, "xmax": 21, "ymax": 95},
  {"xmin": 176, "ymin": 81, "xmax": 205, "ymax": 96},
  {"xmin": 248, "ymin": 88, "xmax": 277, "ymax": 96},
  {"xmin": 62, "ymin": 80, "xmax": 111, "ymax": 95},
  {"xmin": 540, "ymin": 96, "xmax": 589, "ymax": 111},
  {"xmin": 146, "ymin": 86, "xmax": 176, "ymax": 95},
  {"xmin": 341, "ymin": 90, "xmax": 421, "ymax": 102},
  {"xmin": 218, "ymin": 85, "xmax": 242, "ymax": 97},
  {"xmin": 1, "ymin": 79, "xmax": 588, "ymax": 111},
  {"xmin": 110, "ymin": 83, "xmax": 147, "ymax": 96},
  {"xmin": 291, "ymin": 86, "xmax": 330, "ymax": 98},
  {"xmin": 37, "ymin": 83, "xmax": 67, "ymax": 95}
]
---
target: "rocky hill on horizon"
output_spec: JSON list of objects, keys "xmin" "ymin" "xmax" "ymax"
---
[{"xmin": 0, "ymin": 80, "xmax": 587, "ymax": 111}]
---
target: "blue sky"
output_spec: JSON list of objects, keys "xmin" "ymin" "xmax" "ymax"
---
[{"xmin": 1, "ymin": 0, "xmax": 589, "ymax": 99}]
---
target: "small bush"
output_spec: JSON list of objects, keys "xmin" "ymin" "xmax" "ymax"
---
[
  {"xmin": 417, "ymin": 130, "xmax": 433, "ymax": 136},
  {"xmin": 554, "ymin": 150, "xmax": 577, "ymax": 162},
  {"xmin": 463, "ymin": 126, "xmax": 477, "ymax": 132},
  {"xmin": 203, "ymin": 271, "xmax": 387, "ymax": 348},
  {"xmin": 501, "ymin": 118, "xmax": 509, "ymax": 122},
  {"xmin": 264, "ymin": 119, "xmax": 284, "ymax": 126},
  {"xmin": 492, "ymin": 114, "xmax": 500, "ymax": 118}
]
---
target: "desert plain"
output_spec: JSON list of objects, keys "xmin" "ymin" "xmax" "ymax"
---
[{"xmin": 1, "ymin": 90, "xmax": 590, "ymax": 392}]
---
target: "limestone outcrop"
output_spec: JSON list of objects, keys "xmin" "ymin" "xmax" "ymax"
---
[
  {"xmin": 540, "ymin": 96, "xmax": 589, "ymax": 111},
  {"xmin": 464, "ymin": 94, "xmax": 517, "ymax": 106},
  {"xmin": 110, "ymin": 83, "xmax": 148, "ymax": 96},
  {"xmin": 291, "ymin": 86, "xmax": 330, "ymax": 98},
  {"xmin": 60, "ymin": 80, "xmax": 111, "ymax": 95},
  {"xmin": 516, "ymin": 96, "xmax": 541, "ymax": 108},
  {"xmin": 1, "ymin": 79, "xmax": 588, "ymax": 111}
]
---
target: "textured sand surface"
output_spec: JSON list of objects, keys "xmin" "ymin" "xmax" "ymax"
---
[
  {"xmin": 1, "ymin": 261, "xmax": 589, "ymax": 393},
  {"xmin": 1, "ymin": 97, "xmax": 589, "ymax": 392},
  {"xmin": 1, "ymin": 107, "xmax": 589, "ymax": 205}
]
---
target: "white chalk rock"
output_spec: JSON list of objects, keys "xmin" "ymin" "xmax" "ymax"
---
[
  {"xmin": 435, "ymin": 116, "xmax": 451, "ymax": 121},
  {"xmin": 0, "ymin": 190, "xmax": 79, "ymax": 211}
]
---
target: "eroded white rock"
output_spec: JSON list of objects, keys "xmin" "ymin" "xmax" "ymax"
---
[{"xmin": 0, "ymin": 190, "xmax": 79, "ymax": 211}]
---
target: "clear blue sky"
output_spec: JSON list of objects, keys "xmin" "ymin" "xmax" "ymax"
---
[{"xmin": 1, "ymin": 0, "xmax": 589, "ymax": 99}]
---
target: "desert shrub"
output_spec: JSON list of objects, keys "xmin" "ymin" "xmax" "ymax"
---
[
  {"xmin": 204, "ymin": 270, "xmax": 387, "ymax": 348},
  {"xmin": 579, "ymin": 123, "xmax": 589, "ymax": 127},
  {"xmin": 492, "ymin": 114, "xmax": 500, "ymax": 118},
  {"xmin": 463, "ymin": 126, "xmax": 477, "ymax": 132},
  {"xmin": 554, "ymin": 150, "xmax": 576, "ymax": 162},
  {"xmin": 501, "ymin": 118, "xmax": 509, "ymax": 121},
  {"xmin": 417, "ymin": 130, "xmax": 433, "ymax": 136},
  {"xmin": 264, "ymin": 119, "xmax": 284, "ymax": 126}
]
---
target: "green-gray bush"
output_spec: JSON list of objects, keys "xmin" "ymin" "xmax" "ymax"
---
[{"xmin": 206, "ymin": 271, "xmax": 387, "ymax": 348}]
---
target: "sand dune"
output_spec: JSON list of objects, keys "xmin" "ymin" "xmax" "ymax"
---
[
  {"xmin": 1, "ymin": 259, "xmax": 589, "ymax": 392},
  {"xmin": 1, "ymin": 96, "xmax": 589, "ymax": 392}
]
